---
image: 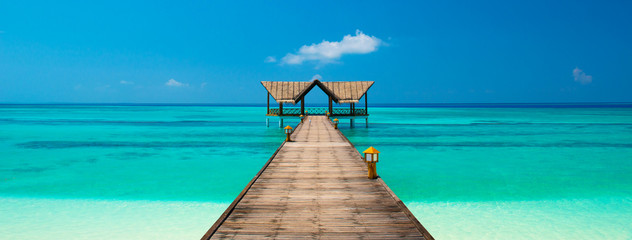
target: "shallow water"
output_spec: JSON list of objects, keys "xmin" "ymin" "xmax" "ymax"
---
[
  {"xmin": 1, "ymin": 105, "xmax": 631, "ymax": 239},
  {"xmin": 342, "ymin": 107, "xmax": 632, "ymax": 239}
]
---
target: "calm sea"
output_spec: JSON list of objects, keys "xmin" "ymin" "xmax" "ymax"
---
[{"xmin": 1, "ymin": 105, "xmax": 631, "ymax": 239}]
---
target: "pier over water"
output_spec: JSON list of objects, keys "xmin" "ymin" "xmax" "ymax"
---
[{"xmin": 202, "ymin": 116, "xmax": 433, "ymax": 239}]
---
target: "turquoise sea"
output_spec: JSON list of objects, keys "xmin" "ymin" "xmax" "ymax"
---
[{"xmin": 1, "ymin": 105, "xmax": 631, "ymax": 239}]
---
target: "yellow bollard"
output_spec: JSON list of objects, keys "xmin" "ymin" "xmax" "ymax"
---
[
  {"xmin": 284, "ymin": 125, "xmax": 293, "ymax": 142},
  {"xmin": 363, "ymin": 146, "xmax": 380, "ymax": 179},
  {"xmin": 333, "ymin": 118, "xmax": 339, "ymax": 129},
  {"xmin": 299, "ymin": 114, "xmax": 304, "ymax": 123}
]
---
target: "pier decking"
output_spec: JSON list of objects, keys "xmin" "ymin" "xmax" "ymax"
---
[{"xmin": 202, "ymin": 116, "xmax": 433, "ymax": 239}]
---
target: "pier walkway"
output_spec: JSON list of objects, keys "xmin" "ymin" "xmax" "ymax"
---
[{"xmin": 202, "ymin": 116, "xmax": 433, "ymax": 239}]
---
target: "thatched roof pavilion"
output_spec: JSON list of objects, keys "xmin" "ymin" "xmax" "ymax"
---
[{"xmin": 261, "ymin": 79, "xmax": 374, "ymax": 117}]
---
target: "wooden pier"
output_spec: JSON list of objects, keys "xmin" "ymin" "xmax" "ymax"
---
[{"xmin": 202, "ymin": 116, "xmax": 433, "ymax": 239}]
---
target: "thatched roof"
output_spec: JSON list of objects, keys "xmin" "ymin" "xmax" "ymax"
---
[
  {"xmin": 320, "ymin": 81, "xmax": 374, "ymax": 103},
  {"xmin": 261, "ymin": 81, "xmax": 312, "ymax": 103},
  {"xmin": 261, "ymin": 80, "xmax": 374, "ymax": 104}
]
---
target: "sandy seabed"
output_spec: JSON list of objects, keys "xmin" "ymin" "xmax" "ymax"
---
[{"xmin": 0, "ymin": 196, "xmax": 229, "ymax": 240}]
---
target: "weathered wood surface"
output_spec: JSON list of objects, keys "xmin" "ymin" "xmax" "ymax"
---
[{"xmin": 202, "ymin": 116, "xmax": 433, "ymax": 240}]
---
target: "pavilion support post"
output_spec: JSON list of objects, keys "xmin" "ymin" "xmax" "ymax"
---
[
  {"xmin": 266, "ymin": 118, "xmax": 270, "ymax": 127},
  {"xmin": 350, "ymin": 118, "xmax": 354, "ymax": 128},
  {"xmin": 328, "ymin": 96, "xmax": 333, "ymax": 115},
  {"xmin": 279, "ymin": 102, "xmax": 283, "ymax": 116},
  {"xmin": 278, "ymin": 118, "xmax": 283, "ymax": 128},
  {"xmin": 351, "ymin": 103, "xmax": 355, "ymax": 115},
  {"xmin": 365, "ymin": 93, "xmax": 368, "ymax": 115},
  {"xmin": 301, "ymin": 97, "xmax": 305, "ymax": 115},
  {"xmin": 267, "ymin": 92, "xmax": 270, "ymax": 114}
]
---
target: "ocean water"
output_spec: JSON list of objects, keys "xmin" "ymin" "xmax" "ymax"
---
[{"xmin": 1, "ymin": 105, "xmax": 631, "ymax": 239}]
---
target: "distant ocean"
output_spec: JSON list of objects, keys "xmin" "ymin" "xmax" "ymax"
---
[{"xmin": 1, "ymin": 104, "xmax": 631, "ymax": 239}]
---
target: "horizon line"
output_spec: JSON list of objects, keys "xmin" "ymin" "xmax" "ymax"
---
[{"xmin": 1, "ymin": 102, "xmax": 631, "ymax": 106}]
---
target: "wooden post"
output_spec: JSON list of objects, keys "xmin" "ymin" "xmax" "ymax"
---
[
  {"xmin": 367, "ymin": 162, "xmax": 377, "ymax": 179},
  {"xmin": 267, "ymin": 92, "xmax": 270, "ymax": 114},
  {"xmin": 279, "ymin": 102, "xmax": 283, "ymax": 116},
  {"xmin": 284, "ymin": 126, "xmax": 293, "ymax": 142},
  {"xmin": 328, "ymin": 96, "xmax": 333, "ymax": 115},
  {"xmin": 365, "ymin": 92, "xmax": 368, "ymax": 115},
  {"xmin": 301, "ymin": 97, "xmax": 305, "ymax": 115},
  {"xmin": 351, "ymin": 103, "xmax": 355, "ymax": 115},
  {"xmin": 349, "ymin": 102, "xmax": 352, "ymax": 115}
]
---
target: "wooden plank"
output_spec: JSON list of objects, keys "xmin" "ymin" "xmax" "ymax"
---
[
  {"xmin": 201, "ymin": 122, "xmax": 306, "ymax": 239},
  {"xmin": 203, "ymin": 116, "xmax": 433, "ymax": 240},
  {"xmin": 332, "ymin": 118, "xmax": 435, "ymax": 240}
]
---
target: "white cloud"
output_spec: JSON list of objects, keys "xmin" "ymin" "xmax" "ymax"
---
[
  {"xmin": 281, "ymin": 30, "xmax": 382, "ymax": 65},
  {"xmin": 120, "ymin": 80, "xmax": 134, "ymax": 85},
  {"xmin": 311, "ymin": 74, "xmax": 322, "ymax": 81},
  {"xmin": 264, "ymin": 56, "xmax": 277, "ymax": 63},
  {"xmin": 573, "ymin": 67, "xmax": 593, "ymax": 85},
  {"xmin": 165, "ymin": 79, "xmax": 188, "ymax": 87}
]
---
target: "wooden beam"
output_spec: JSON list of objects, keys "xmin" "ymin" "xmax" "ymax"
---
[{"xmin": 365, "ymin": 92, "xmax": 368, "ymax": 114}]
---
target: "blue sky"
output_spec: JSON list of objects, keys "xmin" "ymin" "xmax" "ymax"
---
[{"xmin": 1, "ymin": 1, "xmax": 631, "ymax": 103}]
